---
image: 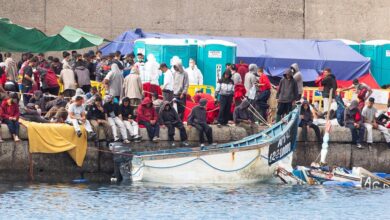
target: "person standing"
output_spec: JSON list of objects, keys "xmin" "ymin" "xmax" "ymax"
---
[
  {"xmin": 291, "ymin": 63, "xmax": 303, "ymax": 100},
  {"xmin": 123, "ymin": 66, "xmax": 143, "ymax": 107},
  {"xmin": 104, "ymin": 63, "xmax": 124, "ymax": 101},
  {"xmin": 344, "ymin": 100, "xmax": 365, "ymax": 149},
  {"xmin": 4, "ymin": 52, "xmax": 17, "ymax": 81},
  {"xmin": 215, "ymin": 70, "xmax": 234, "ymax": 126},
  {"xmin": 60, "ymin": 54, "xmax": 77, "ymax": 98},
  {"xmin": 137, "ymin": 97, "xmax": 160, "ymax": 142},
  {"xmin": 159, "ymin": 101, "xmax": 189, "ymax": 146},
  {"xmin": 172, "ymin": 63, "xmax": 189, "ymax": 120},
  {"xmin": 144, "ymin": 54, "xmax": 161, "ymax": 85},
  {"xmin": 244, "ymin": 64, "xmax": 258, "ymax": 99},
  {"xmin": 256, "ymin": 67, "xmax": 271, "ymax": 121},
  {"xmin": 160, "ymin": 63, "xmax": 174, "ymax": 101},
  {"xmin": 21, "ymin": 57, "xmax": 37, "ymax": 105},
  {"xmin": 74, "ymin": 54, "xmax": 91, "ymax": 93},
  {"xmin": 103, "ymin": 95, "xmax": 130, "ymax": 143},
  {"xmin": 231, "ymin": 65, "xmax": 242, "ymax": 85},
  {"xmin": 362, "ymin": 97, "xmax": 390, "ymax": 148},
  {"xmin": 321, "ymin": 68, "xmax": 337, "ymax": 111},
  {"xmin": 275, "ymin": 69, "xmax": 299, "ymax": 122},
  {"xmin": 186, "ymin": 59, "xmax": 203, "ymax": 85},
  {"xmin": 135, "ymin": 53, "xmax": 146, "ymax": 83},
  {"xmin": 187, "ymin": 98, "xmax": 214, "ymax": 147},
  {"xmin": 1, "ymin": 93, "xmax": 21, "ymax": 142}
]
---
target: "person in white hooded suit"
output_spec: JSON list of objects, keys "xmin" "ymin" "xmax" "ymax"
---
[
  {"xmin": 185, "ymin": 59, "xmax": 203, "ymax": 85},
  {"xmin": 143, "ymin": 54, "xmax": 161, "ymax": 85}
]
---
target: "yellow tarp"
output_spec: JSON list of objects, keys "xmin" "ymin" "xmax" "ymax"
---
[{"xmin": 21, "ymin": 120, "xmax": 88, "ymax": 167}]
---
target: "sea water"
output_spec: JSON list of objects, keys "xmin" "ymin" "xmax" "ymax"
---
[{"xmin": 0, "ymin": 181, "xmax": 388, "ymax": 220}]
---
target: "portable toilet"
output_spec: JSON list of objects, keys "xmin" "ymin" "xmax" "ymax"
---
[
  {"xmin": 335, "ymin": 39, "xmax": 360, "ymax": 53},
  {"xmin": 360, "ymin": 40, "xmax": 390, "ymax": 86},
  {"xmin": 197, "ymin": 40, "xmax": 237, "ymax": 87}
]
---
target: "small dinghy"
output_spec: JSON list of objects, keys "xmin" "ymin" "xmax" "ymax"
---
[{"xmin": 123, "ymin": 107, "xmax": 300, "ymax": 183}]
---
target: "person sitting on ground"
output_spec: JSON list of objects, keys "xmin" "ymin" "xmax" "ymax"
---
[
  {"xmin": 159, "ymin": 101, "xmax": 189, "ymax": 147},
  {"xmin": 344, "ymin": 100, "xmax": 365, "ymax": 149},
  {"xmin": 362, "ymin": 97, "xmax": 390, "ymax": 148},
  {"xmin": 86, "ymin": 96, "xmax": 113, "ymax": 141},
  {"xmin": 21, "ymin": 103, "xmax": 49, "ymax": 123},
  {"xmin": 137, "ymin": 97, "xmax": 160, "ymax": 142},
  {"xmin": 152, "ymin": 92, "xmax": 163, "ymax": 113},
  {"xmin": 342, "ymin": 79, "xmax": 373, "ymax": 111},
  {"xmin": 233, "ymin": 99, "xmax": 256, "ymax": 135},
  {"xmin": 103, "ymin": 95, "xmax": 130, "ymax": 143},
  {"xmin": 1, "ymin": 93, "xmax": 21, "ymax": 142},
  {"xmin": 299, "ymin": 100, "xmax": 322, "ymax": 143},
  {"xmin": 187, "ymin": 98, "xmax": 214, "ymax": 147},
  {"xmin": 66, "ymin": 95, "xmax": 96, "ymax": 139},
  {"xmin": 119, "ymin": 97, "xmax": 141, "ymax": 142}
]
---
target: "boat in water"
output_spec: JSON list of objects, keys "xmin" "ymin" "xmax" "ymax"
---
[{"xmin": 116, "ymin": 106, "xmax": 300, "ymax": 184}]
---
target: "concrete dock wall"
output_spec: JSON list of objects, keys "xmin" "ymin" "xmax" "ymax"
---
[{"xmin": 1, "ymin": 124, "xmax": 390, "ymax": 182}]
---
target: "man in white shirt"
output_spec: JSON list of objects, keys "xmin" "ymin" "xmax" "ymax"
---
[
  {"xmin": 135, "ymin": 53, "xmax": 146, "ymax": 83},
  {"xmin": 186, "ymin": 59, "xmax": 203, "ymax": 85},
  {"xmin": 66, "ymin": 96, "xmax": 96, "ymax": 139},
  {"xmin": 160, "ymin": 63, "xmax": 174, "ymax": 101}
]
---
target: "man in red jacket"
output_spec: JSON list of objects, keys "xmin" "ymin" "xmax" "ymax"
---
[{"xmin": 137, "ymin": 97, "xmax": 160, "ymax": 142}]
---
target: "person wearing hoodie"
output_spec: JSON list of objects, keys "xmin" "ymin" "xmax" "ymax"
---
[
  {"xmin": 299, "ymin": 100, "xmax": 321, "ymax": 143},
  {"xmin": 233, "ymin": 99, "xmax": 256, "ymax": 135},
  {"xmin": 186, "ymin": 59, "xmax": 203, "ymax": 85},
  {"xmin": 4, "ymin": 52, "xmax": 17, "ymax": 81},
  {"xmin": 137, "ymin": 97, "xmax": 160, "ymax": 142},
  {"xmin": 172, "ymin": 63, "xmax": 189, "ymax": 120},
  {"xmin": 74, "ymin": 54, "xmax": 91, "ymax": 93},
  {"xmin": 244, "ymin": 64, "xmax": 259, "ymax": 100},
  {"xmin": 1, "ymin": 93, "xmax": 21, "ymax": 142},
  {"xmin": 119, "ymin": 97, "xmax": 141, "ymax": 142},
  {"xmin": 22, "ymin": 103, "xmax": 49, "ymax": 123},
  {"xmin": 86, "ymin": 96, "xmax": 113, "ymax": 141},
  {"xmin": 290, "ymin": 63, "xmax": 303, "ymax": 100},
  {"xmin": 275, "ymin": 69, "xmax": 299, "ymax": 122},
  {"xmin": 344, "ymin": 100, "xmax": 365, "ymax": 149},
  {"xmin": 159, "ymin": 101, "xmax": 188, "ymax": 146},
  {"xmin": 320, "ymin": 68, "xmax": 337, "ymax": 111},
  {"xmin": 60, "ymin": 52, "xmax": 77, "ymax": 97},
  {"xmin": 144, "ymin": 54, "xmax": 161, "ymax": 85},
  {"xmin": 236, "ymin": 61, "xmax": 249, "ymax": 83},
  {"xmin": 215, "ymin": 69, "xmax": 234, "ymax": 126},
  {"xmin": 104, "ymin": 63, "xmax": 124, "ymax": 101},
  {"xmin": 103, "ymin": 95, "xmax": 130, "ymax": 143},
  {"xmin": 39, "ymin": 63, "xmax": 60, "ymax": 95},
  {"xmin": 188, "ymin": 98, "xmax": 214, "ymax": 147},
  {"xmin": 256, "ymin": 67, "xmax": 271, "ymax": 121},
  {"xmin": 123, "ymin": 66, "xmax": 143, "ymax": 107}
]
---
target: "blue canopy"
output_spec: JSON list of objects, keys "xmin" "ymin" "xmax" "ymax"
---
[{"xmin": 101, "ymin": 29, "xmax": 370, "ymax": 81}]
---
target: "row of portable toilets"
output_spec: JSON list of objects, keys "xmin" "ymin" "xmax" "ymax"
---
[
  {"xmin": 133, "ymin": 38, "xmax": 236, "ymax": 87},
  {"xmin": 341, "ymin": 39, "xmax": 390, "ymax": 86}
]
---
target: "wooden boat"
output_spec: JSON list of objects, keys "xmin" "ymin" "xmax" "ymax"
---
[{"xmin": 127, "ymin": 107, "xmax": 300, "ymax": 183}]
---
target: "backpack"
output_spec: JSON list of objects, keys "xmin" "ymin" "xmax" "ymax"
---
[{"xmin": 335, "ymin": 95, "xmax": 345, "ymax": 126}]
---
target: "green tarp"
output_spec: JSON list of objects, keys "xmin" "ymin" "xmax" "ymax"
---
[{"xmin": 0, "ymin": 18, "xmax": 108, "ymax": 52}]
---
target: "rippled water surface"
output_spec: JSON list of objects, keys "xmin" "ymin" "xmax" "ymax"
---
[{"xmin": 0, "ymin": 181, "xmax": 389, "ymax": 220}]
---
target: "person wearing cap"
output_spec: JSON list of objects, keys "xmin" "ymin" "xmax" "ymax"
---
[
  {"xmin": 187, "ymin": 98, "xmax": 214, "ymax": 147},
  {"xmin": 137, "ymin": 97, "xmax": 160, "ymax": 142},
  {"xmin": 1, "ymin": 93, "xmax": 21, "ymax": 142},
  {"xmin": 66, "ymin": 96, "xmax": 96, "ymax": 139},
  {"xmin": 160, "ymin": 63, "xmax": 174, "ymax": 102},
  {"xmin": 362, "ymin": 97, "xmax": 390, "ymax": 148},
  {"xmin": 86, "ymin": 96, "xmax": 113, "ymax": 141},
  {"xmin": 344, "ymin": 100, "xmax": 365, "ymax": 149},
  {"xmin": 103, "ymin": 95, "xmax": 130, "ymax": 143}
]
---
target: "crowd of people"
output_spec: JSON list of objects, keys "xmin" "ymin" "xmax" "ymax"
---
[{"xmin": 0, "ymin": 51, "xmax": 389, "ymax": 150}]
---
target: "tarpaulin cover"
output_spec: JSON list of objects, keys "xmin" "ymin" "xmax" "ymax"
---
[
  {"xmin": 0, "ymin": 18, "xmax": 108, "ymax": 52},
  {"xmin": 101, "ymin": 29, "xmax": 373, "ymax": 84}
]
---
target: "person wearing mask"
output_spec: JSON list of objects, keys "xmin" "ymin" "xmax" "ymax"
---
[
  {"xmin": 160, "ymin": 63, "xmax": 174, "ymax": 101},
  {"xmin": 299, "ymin": 100, "xmax": 322, "ymax": 143},
  {"xmin": 233, "ymin": 99, "xmax": 256, "ymax": 135},
  {"xmin": 66, "ymin": 96, "xmax": 96, "ymax": 139},
  {"xmin": 21, "ymin": 57, "xmax": 37, "ymax": 105},
  {"xmin": 86, "ymin": 96, "xmax": 113, "ymax": 141},
  {"xmin": 123, "ymin": 66, "xmax": 143, "ymax": 107},
  {"xmin": 1, "ymin": 93, "xmax": 21, "ymax": 142},
  {"xmin": 187, "ymin": 98, "xmax": 214, "ymax": 147},
  {"xmin": 275, "ymin": 69, "xmax": 299, "ymax": 122},
  {"xmin": 74, "ymin": 54, "xmax": 91, "ymax": 93},
  {"xmin": 4, "ymin": 52, "xmax": 17, "ymax": 81},
  {"xmin": 159, "ymin": 101, "xmax": 189, "ymax": 146},
  {"xmin": 215, "ymin": 69, "xmax": 234, "ymax": 126},
  {"xmin": 320, "ymin": 68, "xmax": 337, "ymax": 111},
  {"xmin": 172, "ymin": 63, "xmax": 189, "ymax": 120},
  {"xmin": 60, "ymin": 53, "xmax": 77, "ymax": 98},
  {"xmin": 144, "ymin": 54, "xmax": 161, "ymax": 85},
  {"xmin": 244, "ymin": 64, "xmax": 258, "ymax": 100},
  {"xmin": 186, "ymin": 59, "xmax": 203, "ymax": 85},
  {"xmin": 290, "ymin": 63, "xmax": 303, "ymax": 100},
  {"xmin": 135, "ymin": 53, "xmax": 145, "ymax": 81},
  {"xmin": 362, "ymin": 97, "xmax": 390, "ymax": 148},
  {"xmin": 344, "ymin": 100, "xmax": 365, "ymax": 149},
  {"xmin": 104, "ymin": 63, "xmax": 124, "ymax": 101},
  {"xmin": 137, "ymin": 97, "xmax": 160, "ymax": 142},
  {"xmin": 103, "ymin": 95, "xmax": 130, "ymax": 143},
  {"xmin": 256, "ymin": 67, "xmax": 271, "ymax": 121},
  {"xmin": 119, "ymin": 97, "xmax": 141, "ymax": 142}
]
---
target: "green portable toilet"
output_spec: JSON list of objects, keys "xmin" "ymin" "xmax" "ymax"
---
[
  {"xmin": 360, "ymin": 40, "xmax": 390, "ymax": 86},
  {"xmin": 336, "ymin": 39, "xmax": 360, "ymax": 53},
  {"xmin": 197, "ymin": 40, "xmax": 237, "ymax": 87}
]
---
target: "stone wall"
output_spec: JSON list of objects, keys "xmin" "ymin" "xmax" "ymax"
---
[{"xmin": 1, "ymin": 0, "xmax": 389, "ymax": 42}]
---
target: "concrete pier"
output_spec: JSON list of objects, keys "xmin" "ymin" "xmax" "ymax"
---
[{"xmin": 0, "ymin": 124, "xmax": 389, "ymax": 182}]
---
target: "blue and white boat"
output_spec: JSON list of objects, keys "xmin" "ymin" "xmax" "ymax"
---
[{"xmin": 129, "ymin": 107, "xmax": 300, "ymax": 184}]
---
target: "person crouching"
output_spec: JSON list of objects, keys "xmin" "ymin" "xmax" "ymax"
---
[
  {"xmin": 103, "ymin": 95, "xmax": 130, "ymax": 143},
  {"xmin": 233, "ymin": 99, "xmax": 256, "ymax": 135},
  {"xmin": 299, "ymin": 100, "xmax": 322, "ymax": 143},
  {"xmin": 66, "ymin": 95, "xmax": 96, "ymax": 140},
  {"xmin": 159, "ymin": 101, "xmax": 188, "ymax": 147},
  {"xmin": 137, "ymin": 97, "xmax": 160, "ymax": 142},
  {"xmin": 119, "ymin": 97, "xmax": 141, "ymax": 142},
  {"xmin": 1, "ymin": 93, "xmax": 21, "ymax": 142},
  {"xmin": 344, "ymin": 100, "xmax": 365, "ymax": 149},
  {"xmin": 188, "ymin": 98, "xmax": 214, "ymax": 147}
]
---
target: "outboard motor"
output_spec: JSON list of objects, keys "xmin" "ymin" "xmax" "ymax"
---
[{"xmin": 109, "ymin": 142, "xmax": 133, "ymax": 183}]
